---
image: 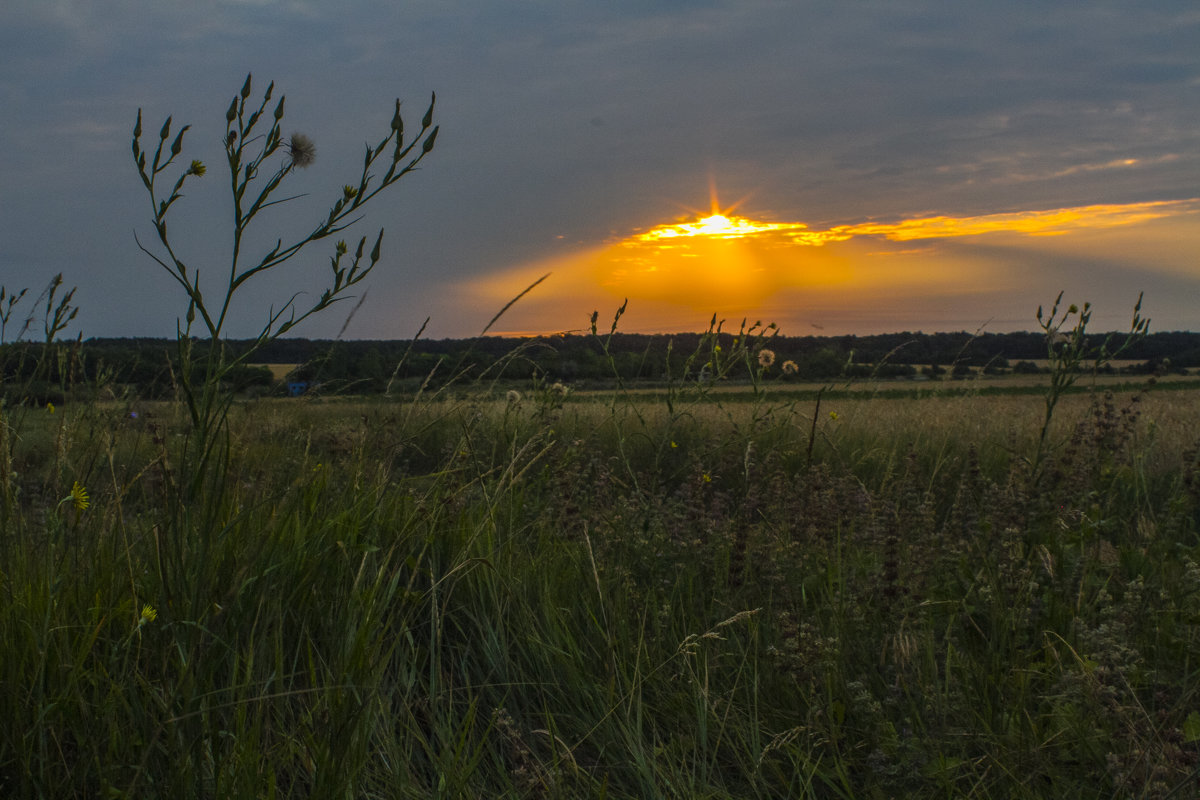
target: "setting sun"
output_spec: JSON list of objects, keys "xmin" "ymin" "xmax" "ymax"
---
[{"xmin": 465, "ymin": 197, "xmax": 1200, "ymax": 336}]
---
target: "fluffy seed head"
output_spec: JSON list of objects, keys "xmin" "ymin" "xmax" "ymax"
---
[{"xmin": 286, "ymin": 133, "xmax": 316, "ymax": 168}]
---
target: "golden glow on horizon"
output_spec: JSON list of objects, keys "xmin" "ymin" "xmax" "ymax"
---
[
  {"xmin": 626, "ymin": 199, "xmax": 1199, "ymax": 248},
  {"xmin": 464, "ymin": 197, "xmax": 1200, "ymax": 335}
]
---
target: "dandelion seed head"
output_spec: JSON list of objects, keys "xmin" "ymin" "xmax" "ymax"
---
[
  {"xmin": 758, "ymin": 348, "xmax": 776, "ymax": 368},
  {"xmin": 782, "ymin": 360, "xmax": 798, "ymax": 376},
  {"xmin": 506, "ymin": 389, "xmax": 522, "ymax": 404},
  {"xmin": 286, "ymin": 133, "xmax": 316, "ymax": 168}
]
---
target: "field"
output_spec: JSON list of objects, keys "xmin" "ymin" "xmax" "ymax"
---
[{"xmin": 3, "ymin": 364, "xmax": 1200, "ymax": 799}]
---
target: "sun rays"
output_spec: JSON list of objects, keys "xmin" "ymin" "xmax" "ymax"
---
[{"xmin": 464, "ymin": 196, "xmax": 1200, "ymax": 336}]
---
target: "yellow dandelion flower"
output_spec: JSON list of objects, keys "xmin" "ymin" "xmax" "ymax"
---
[
  {"xmin": 46, "ymin": 402, "xmax": 55, "ymax": 414},
  {"xmin": 139, "ymin": 604, "xmax": 158, "ymax": 624},
  {"xmin": 68, "ymin": 481, "xmax": 89, "ymax": 511},
  {"xmin": 828, "ymin": 411, "xmax": 839, "ymax": 421}
]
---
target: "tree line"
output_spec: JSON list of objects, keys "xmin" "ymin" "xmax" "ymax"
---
[{"xmin": 3, "ymin": 328, "xmax": 1198, "ymax": 402}]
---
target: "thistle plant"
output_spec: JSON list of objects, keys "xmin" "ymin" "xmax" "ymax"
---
[
  {"xmin": 132, "ymin": 74, "xmax": 438, "ymax": 490},
  {"xmin": 1031, "ymin": 291, "xmax": 1149, "ymax": 473}
]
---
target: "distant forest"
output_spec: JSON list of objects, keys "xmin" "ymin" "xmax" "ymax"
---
[{"xmin": 8, "ymin": 328, "xmax": 1195, "ymax": 399}]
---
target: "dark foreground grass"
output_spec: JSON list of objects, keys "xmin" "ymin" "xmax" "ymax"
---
[{"xmin": 3, "ymin": 384, "xmax": 1200, "ymax": 798}]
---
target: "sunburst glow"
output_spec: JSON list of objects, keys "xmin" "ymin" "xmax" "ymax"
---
[
  {"xmin": 465, "ymin": 197, "xmax": 1200, "ymax": 336},
  {"xmin": 635, "ymin": 213, "xmax": 807, "ymax": 241}
]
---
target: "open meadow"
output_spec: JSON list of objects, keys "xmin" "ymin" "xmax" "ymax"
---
[{"xmin": 3, "ymin": 369, "xmax": 1200, "ymax": 798}]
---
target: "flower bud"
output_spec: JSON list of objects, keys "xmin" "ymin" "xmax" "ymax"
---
[
  {"xmin": 159, "ymin": 116, "xmax": 172, "ymax": 140},
  {"xmin": 370, "ymin": 230, "xmax": 383, "ymax": 263},
  {"xmin": 240, "ymin": 74, "xmax": 252, "ymax": 99},
  {"xmin": 391, "ymin": 99, "xmax": 403, "ymax": 132},
  {"xmin": 169, "ymin": 125, "xmax": 189, "ymax": 157},
  {"xmin": 134, "ymin": 109, "xmax": 142, "ymax": 139},
  {"xmin": 274, "ymin": 96, "xmax": 285, "ymax": 121},
  {"xmin": 422, "ymin": 126, "xmax": 439, "ymax": 154},
  {"xmin": 226, "ymin": 98, "xmax": 237, "ymax": 123},
  {"xmin": 422, "ymin": 93, "xmax": 435, "ymax": 129}
]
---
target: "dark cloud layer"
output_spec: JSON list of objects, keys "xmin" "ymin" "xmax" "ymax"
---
[{"xmin": 1, "ymin": 0, "xmax": 1197, "ymax": 339}]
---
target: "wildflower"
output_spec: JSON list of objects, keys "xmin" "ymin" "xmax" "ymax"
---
[
  {"xmin": 758, "ymin": 348, "xmax": 776, "ymax": 368},
  {"xmin": 670, "ymin": 441, "xmax": 678, "ymax": 449},
  {"xmin": 285, "ymin": 132, "xmax": 317, "ymax": 168},
  {"xmin": 702, "ymin": 472, "xmax": 712, "ymax": 483},
  {"xmin": 829, "ymin": 411, "xmax": 839, "ymax": 421},
  {"xmin": 46, "ymin": 402, "xmax": 55, "ymax": 414},
  {"xmin": 67, "ymin": 481, "xmax": 89, "ymax": 511},
  {"xmin": 782, "ymin": 360, "xmax": 798, "ymax": 376},
  {"xmin": 506, "ymin": 389, "xmax": 522, "ymax": 404},
  {"xmin": 187, "ymin": 159, "xmax": 206, "ymax": 176},
  {"xmin": 550, "ymin": 381, "xmax": 569, "ymax": 397},
  {"xmin": 139, "ymin": 604, "xmax": 158, "ymax": 625},
  {"xmin": 342, "ymin": 185, "xmax": 358, "ymax": 201}
]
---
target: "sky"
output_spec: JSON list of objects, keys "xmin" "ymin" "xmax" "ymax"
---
[{"xmin": 1, "ymin": 1, "xmax": 1198, "ymax": 341}]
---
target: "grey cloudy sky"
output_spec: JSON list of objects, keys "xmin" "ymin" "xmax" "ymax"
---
[{"xmin": 2, "ymin": 1, "xmax": 1198, "ymax": 340}]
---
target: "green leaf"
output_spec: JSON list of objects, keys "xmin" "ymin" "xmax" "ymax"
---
[{"xmin": 1184, "ymin": 711, "xmax": 1200, "ymax": 742}]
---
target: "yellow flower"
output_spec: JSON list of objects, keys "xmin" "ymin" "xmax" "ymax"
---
[
  {"xmin": 139, "ymin": 604, "xmax": 158, "ymax": 624},
  {"xmin": 702, "ymin": 472, "xmax": 712, "ymax": 483},
  {"xmin": 187, "ymin": 159, "xmax": 206, "ymax": 176},
  {"xmin": 828, "ymin": 411, "xmax": 839, "ymax": 421},
  {"xmin": 46, "ymin": 402, "xmax": 55, "ymax": 414},
  {"xmin": 68, "ymin": 481, "xmax": 89, "ymax": 511}
]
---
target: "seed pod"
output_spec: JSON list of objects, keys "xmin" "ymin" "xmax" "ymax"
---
[
  {"xmin": 159, "ymin": 116, "xmax": 172, "ymax": 140},
  {"xmin": 226, "ymin": 98, "xmax": 237, "ymax": 123},
  {"xmin": 274, "ymin": 96, "xmax": 285, "ymax": 121},
  {"xmin": 240, "ymin": 74, "xmax": 252, "ymax": 99},
  {"xmin": 422, "ymin": 126, "xmax": 439, "ymax": 154}
]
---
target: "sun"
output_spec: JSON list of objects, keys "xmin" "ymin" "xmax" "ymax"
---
[{"xmin": 633, "ymin": 211, "xmax": 808, "ymax": 243}]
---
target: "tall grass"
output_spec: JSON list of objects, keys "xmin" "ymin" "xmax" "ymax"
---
[{"xmin": 3, "ymin": 360, "xmax": 1200, "ymax": 797}]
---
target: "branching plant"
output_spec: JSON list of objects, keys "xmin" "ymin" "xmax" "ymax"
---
[
  {"xmin": 1031, "ymin": 291, "xmax": 1149, "ymax": 473},
  {"xmin": 132, "ymin": 74, "xmax": 438, "ymax": 489}
]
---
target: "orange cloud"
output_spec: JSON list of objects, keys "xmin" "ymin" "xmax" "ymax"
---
[{"xmin": 464, "ymin": 198, "xmax": 1200, "ymax": 335}]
